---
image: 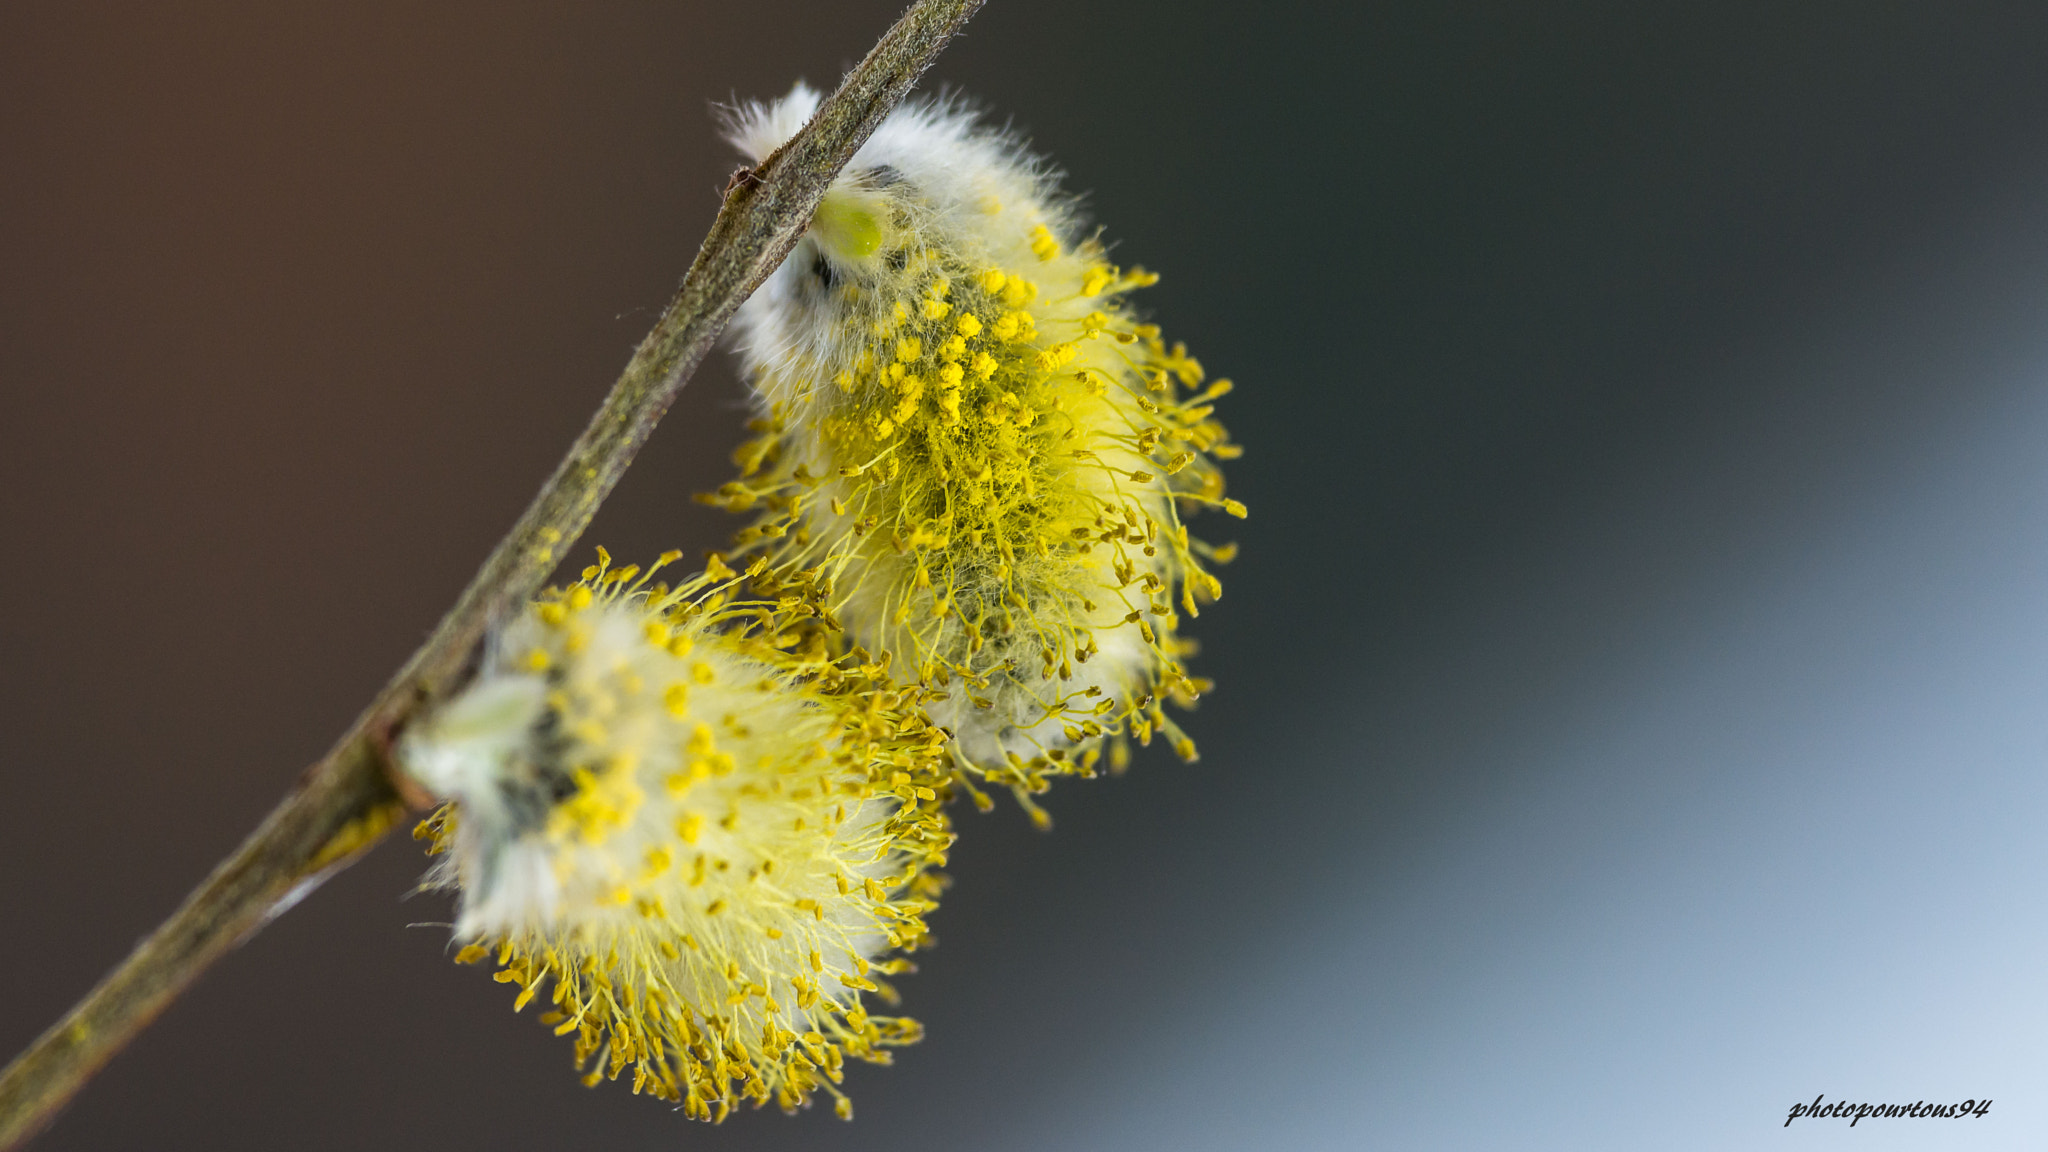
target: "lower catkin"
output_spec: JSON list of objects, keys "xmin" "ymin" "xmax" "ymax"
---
[{"xmin": 400, "ymin": 550, "xmax": 952, "ymax": 1120}]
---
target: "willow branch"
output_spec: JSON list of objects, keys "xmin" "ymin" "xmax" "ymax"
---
[{"xmin": 0, "ymin": 2, "xmax": 984, "ymax": 1146}]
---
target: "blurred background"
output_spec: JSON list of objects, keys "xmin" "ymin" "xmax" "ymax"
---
[{"xmin": 8, "ymin": 1, "xmax": 2048, "ymax": 1148}]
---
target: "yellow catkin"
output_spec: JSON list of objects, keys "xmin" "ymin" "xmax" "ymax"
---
[
  {"xmin": 400, "ymin": 550, "xmax": 951, "ymax": 1120},
  {"xmin": 710, "ymin": 85, "xmax": 1241, "ymax": 816}
]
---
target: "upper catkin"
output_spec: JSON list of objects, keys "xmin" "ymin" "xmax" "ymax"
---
[
  {"xmin": 399, "ymin": 550, "xmax": 951, "ymax": 1121},
  {"xmin": 707, "ymin": 85, "xmax": 1243, "ymax": 822}
]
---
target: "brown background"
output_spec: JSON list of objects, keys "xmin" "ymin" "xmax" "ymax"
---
[{"xmin": 11, "ymin": 2, "xmax": 2048, "ymax": 1149}]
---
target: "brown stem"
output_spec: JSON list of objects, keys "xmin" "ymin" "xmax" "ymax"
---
[{"xmin": 0, "ymin": 1, "xmax": 985, "ymax": 1146}]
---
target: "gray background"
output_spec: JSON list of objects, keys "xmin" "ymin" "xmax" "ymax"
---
[{"xmin": 6, "ymin": 1, "xmax": 2048, "ymax": 1148}]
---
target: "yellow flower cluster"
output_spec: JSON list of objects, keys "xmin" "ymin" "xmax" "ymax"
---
[
  {"xmin": 399, "ymin": 85, "xmax": 1242, "ymax": 1125},
  {"xmin": 402, "ymin": 551, "xmax": 950, "ymax": 1120},
  {"xmin": 712, "ymin": 87, "xmax": 1243, "ymax": 822}
]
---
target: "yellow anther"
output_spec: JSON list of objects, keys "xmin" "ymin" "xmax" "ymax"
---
[
  {"xmin": 1035, "ymin": 343, "xmax": 1078, "ymax": 370},
  {"xmin": 687, "ymin": 724, "xmax": 716, "ymax": 756},
  {"xmin": 1028, "ymin": 224, "xmax": 1060, "ymax": 261}
]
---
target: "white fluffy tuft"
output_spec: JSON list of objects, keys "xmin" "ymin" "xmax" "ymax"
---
[{"xmin": 720, "ymin": 82, "xmax": 822, "ymax": 163}]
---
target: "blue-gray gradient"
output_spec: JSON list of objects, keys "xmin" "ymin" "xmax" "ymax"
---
[{"xmin": 6, "ymin": 2, "xmax": 2048, "ymax": 1149}]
